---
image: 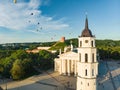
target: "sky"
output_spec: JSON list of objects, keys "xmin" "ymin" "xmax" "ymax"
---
[{"xmin": 0, "ymin": 0, "xmax": 120, "ymax": 43}]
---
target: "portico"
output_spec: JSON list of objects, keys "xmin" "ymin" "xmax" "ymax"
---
[{"xmin": 54, "ymin": 51, "xmax": 79, "ymax": 76}]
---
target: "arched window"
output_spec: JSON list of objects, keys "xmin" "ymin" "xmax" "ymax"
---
[
  {"xmin": 92, "ymin": 53, "xmax": 94, "ymax": 62},
  {"xmin": 85, "ymin": 53, "xmax": 88, "ymax": 62},
  {"xmin": 79, "ymin": 53, "xmax": 81, "ymax": 62},
  {"xmin": 80, "ymin": 41, "xmax": 82, "ymax": 47},
  {"xmin": 85, "ymin": 69, "xmax": 87, "ymax": 76},
  {"xmin": 91, "ymin": 41, "xmax": 94, "ymax": 47},
  {"xmin": 92, "ymin": 69, "xmax": 94, "ymax": 76}
]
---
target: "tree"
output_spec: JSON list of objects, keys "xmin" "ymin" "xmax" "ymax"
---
[
  {"xmin": 11, "ymin": 50, "xmax": 28, "ymax": 60},
  {"xmin": 22, "ymin": 59, "xmax": 35, "ymax": 76},
  {"xmin": 38, "ymin": 50, "xmax": 54, "ymax": 70},
  {"xmin": 0, "ymin": 65, "xmax": 3, "ymax": 73},
  {"xmin": 111, "ymin": 51, "xmax": 120, "ymax": 60},
  {"xmin": 11, "ymin": 60, "xmax": 25, "ymax": 80},
  {"xmin": 0, "ymin": 57, "xmax": 15, "ymax": 78}
]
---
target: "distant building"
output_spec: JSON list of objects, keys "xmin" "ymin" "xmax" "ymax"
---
[
  {"xmin": 26, "ymin": 49, "xmax": 39, "ymax": 53},
  {"xmin": 26, "ymin": 47, "xmax": 50, "ymax": 53},
  {"xmin": 37, "ymin": 47, "xmax": 50, "ymax": 50},
  {"xmin": 54, "ymin": 17, "xmax": 98, "ymax": 90},
  {"xmin": 60, "ymin": 37, "xmax": 65, "ymax": 42}
]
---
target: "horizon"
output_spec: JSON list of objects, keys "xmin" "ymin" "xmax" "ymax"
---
[
  {"xmin": 1, "ymin": 38, "xmax": 120, "ymax": 44},
  {"xmin": 0, "ymin": 0, "xmax": 120, "ymax": 44}
]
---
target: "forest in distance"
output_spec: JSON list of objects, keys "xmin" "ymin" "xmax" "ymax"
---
[{"xmin": 0, "ymin": 39, "xmax": 120, "ymax": 80}]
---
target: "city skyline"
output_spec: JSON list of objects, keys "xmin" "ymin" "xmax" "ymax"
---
[{"xmin": 0, "ymin": 0, "xmax": 120, "ymax": 44}]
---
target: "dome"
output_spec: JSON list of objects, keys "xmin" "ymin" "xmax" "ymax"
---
[{"xmin": 81, "ymin": 28, "xmax": 93, "ymax": 37}]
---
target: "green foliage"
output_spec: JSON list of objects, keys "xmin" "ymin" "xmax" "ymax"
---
[
  {"xmin": 0, "ymin": 49, "xmax": 56, "ymax": 80},
  {"xmin": 11, "ymin": 50, "xmax": 28, "ymax": 60},
  {"xmin": 49, "ymin": 38, "xmax": 78, "ymax": 52},
  {"xmin": 29, "ymin": 45, "xmax": 39, "ymax": 50},
  {"xmin": 111, "ymin": 51, "xmax": 120, "ymax": 60},
  {"xmin": 65, "ymin": 38, "xmax": 78, "ymax": 47},
  {"xmin": 96, "ymin": 40, "xmax": 120, "ymax": 60},
  {"xmin": 96, "ymin": 39, "xmax": 120, "ymax": 47},
  {"xmin": 0, "ymin": 50, "xmax": 14, "ymax": 58},
  {"xmin": 0, "ymin": 64, "xmax": 3, "ymax": 73},
  {"xmin": 11, "ymin": 60, "xmax": 25, "ymax": 80},
  {"xmin": 10, "ymin": 58, "xmax": 37, "ymax": 80},
  {"xmin": 0, "ymin": 57, "xmax": 15, "ymax": 77},
  {"xmin": 49, "ymin": 38, "xmax": 120, "ymax": 60},
  {"xmin": 37, "ymin": 50, "xmax": 54, "ymax": 70},
  {"xmin": 39, "ymin": 42, "xmax": 56, "ymax": 47},
  {"xmin": 49, "ymin": 42, "xmax": 67, "ymax": 51},
  {"xmin": 21, "ymin": 59, "xmax": 35, "ymax": 76}
]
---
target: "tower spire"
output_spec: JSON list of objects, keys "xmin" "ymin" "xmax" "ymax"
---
[
  {"xmin": 81, "ymin": 14, "xmax": 93, "ymax": 37},
  {"xmin": 85, "ymin": 14, "xmax": 88, "ymax": 29}
]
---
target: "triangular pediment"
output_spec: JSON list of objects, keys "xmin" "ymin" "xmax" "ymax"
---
[{"xmin": 59, "ymin": 51, "xmax": 79, "ymax": 60}]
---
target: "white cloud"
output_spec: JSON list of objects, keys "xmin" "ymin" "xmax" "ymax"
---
[{"xmin": 0, "ymin": 0, "xmax": 69, "ymax": 32}]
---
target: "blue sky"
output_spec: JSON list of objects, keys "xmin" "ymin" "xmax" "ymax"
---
[{"xmin": 0, "ymin": 0, "xmax": 120, "ymax": 43}]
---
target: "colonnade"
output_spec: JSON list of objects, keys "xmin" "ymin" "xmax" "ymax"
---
[{"xmin": 60, "ymin": 59, "xmax": 77, "ymax": 76}]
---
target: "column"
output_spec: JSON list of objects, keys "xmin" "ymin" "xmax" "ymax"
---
[
  {"xmin": 64, "ymin": 60, "xmax": 66, "ymax": 75},
  {"xmin": 63, "ymin": 59, "xmax": 66, "ymax": 75},
  {"xmin": 61, "ymin": 59, "xmax": 64, "ymax": 75},
  {"xmin": 71, "ymin": 60, "xmax": 73, "ymax": 73},
  {"xmin": 69, "ymin": 60, "xmax": 71, "ymax": 75},
  {"xmin": 60, "ymin": 60, "xmax": 62, "ymax": 74},
  {"xmin": 67, "ymin": 60, "xmax": 70, "ymax": 76},
  {"xmin": 74, "ymin": 60, "xmax": 77, "ymax": 76}
]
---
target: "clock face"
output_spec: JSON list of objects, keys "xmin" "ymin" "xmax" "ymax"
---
[{"xmin": 85, "ymin": 40, "xmax": 88, "ymax": 43}]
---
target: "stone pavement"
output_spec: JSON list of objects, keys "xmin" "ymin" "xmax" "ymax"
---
[
  {"xmin": 0, "ymin": 71, "xmax": 76, "ymax": 90},
  {"xmin": 107, "ymin": 61, "xmax": 120, "ymax": 90},
  {"xmin": 98, "ymin": 61, "xmax": 120, "ymax": 90},
  {"xmin": 0, "ymin": 61, "xmax": 120, "ymax": 90}
]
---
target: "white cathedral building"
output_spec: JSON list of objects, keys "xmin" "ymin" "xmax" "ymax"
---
[{"xmin": 54, "ymin": 17, "xmax": 98, "ymax": 90}]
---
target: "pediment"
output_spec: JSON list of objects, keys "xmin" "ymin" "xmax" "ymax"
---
[{"xmin": 59, "ymin": 51, "xmax": 78, "ymax": 60}]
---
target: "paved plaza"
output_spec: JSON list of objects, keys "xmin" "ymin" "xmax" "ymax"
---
[
  {"xmin": 0, "ymin": 70, "xmax": 76, "ymax": 90},
  {"xmin": 0, "ymin": 61, "xmax": 120, "ymax": 90},
  {"xmin": 98, "ymin": 60, "xmax": 120, "ymax": 90}
]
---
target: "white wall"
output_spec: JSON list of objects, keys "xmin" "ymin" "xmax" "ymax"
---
[
  {"xmin": 77, "ymin": 77, "xmax": 97, "ymax": 90},
  {"xmin": 78, "ymin": 37, "xmax": 95, "ymax": 48}
]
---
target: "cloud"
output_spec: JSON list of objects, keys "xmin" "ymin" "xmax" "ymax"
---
[{"xmin": 0, "ymin": 0, "xmax": 69, "ymax": 32}]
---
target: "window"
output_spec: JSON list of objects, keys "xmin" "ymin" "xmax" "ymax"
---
[
  {"xmin": 85, "ymin": 40, "xmax": 88, "ymax": 43},
  {"xmin": 92, "ymin": 53, "xmax": 94, "ymax": 62},
  {"xmin": 79, "ymin": 53, "xmax": 81, "ymax": 62},
  {"xmin": 85, "ymin": 53, "xmax": 88, "ymax": 62},
  {"xmin": 91, "ymin": 41, "xmax": 94, "ymax": 47},
  {"xmin": 80, "ymin": 41, "xmax": 82, "ymax": 47},
  {"xmin": 88, "ymin": 83, "xmax": 89, "ymax": 86},
  {"xmin": 92, "ymin": 69, "xmax": 94, "ymax": 76},
  {"xmin": 85, "ymin": 69, "xmax": 87, "ymax": 76}
]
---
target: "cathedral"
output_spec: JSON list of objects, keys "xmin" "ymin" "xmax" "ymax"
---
[{"xmin": 54, "ymin": 17, "xmax": 98, "ymax": 90}]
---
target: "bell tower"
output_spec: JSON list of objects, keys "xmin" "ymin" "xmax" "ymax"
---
[{"xmin": 77, "ymin": 17, "xmax": 98, "ymax": 90}]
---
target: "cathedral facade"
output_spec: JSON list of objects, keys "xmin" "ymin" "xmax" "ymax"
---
[{"xmin": 54, "ymin": 17, "xmax": 98, "ymax": 90}]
